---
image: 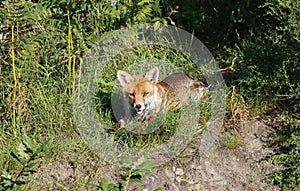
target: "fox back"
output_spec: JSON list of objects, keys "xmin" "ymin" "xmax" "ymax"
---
[{"xmin": 162, "ymin": 72, "xmax": 208, "ymax": 103}]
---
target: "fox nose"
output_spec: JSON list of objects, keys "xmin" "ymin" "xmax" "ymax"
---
[{"xmin": 135, "ymin": 104, "xmax": 142, "ymax": 110}]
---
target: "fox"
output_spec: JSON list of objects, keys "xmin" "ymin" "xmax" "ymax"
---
[{"xmin": 115, "ymin": 67, "xmax": 208, "ymax": 130}]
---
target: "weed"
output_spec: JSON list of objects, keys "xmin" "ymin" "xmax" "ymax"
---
[
  {"xmin": 0, "ymin": 0, "xmax": 299, "ymax": 190},
  {"xmin": 0, "ymin": 135, "xmax": 52, "ymax": 190},
  {"xmin": 269, "ymin": 112, "xmax": 300, "ymax": 190},
  {"xmin": 228, "ymin": 86, "xmax": 248, "ymax": 131},
  {"xmin": 87, "ymin": 160, "xmax": 161, "ymax": 191},
  {"xmin": 221, "ymin": 132, "xmax": 241, "ymax": 150}
]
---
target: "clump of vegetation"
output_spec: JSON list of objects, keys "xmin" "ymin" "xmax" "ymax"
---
[
  {"xmin": 221, "ymin": 132, "xmax": 241, "ymax": 150},
  {"xmin": 0, "ymin": 135, "xmax": 51, "ymax": 190},
  {"xmin": 88, "ymin": 160, "xmax": 161, "ymax": 191},
  {"xmin": 269, "ymin": 112, "xmax": 300, "ymax": 190},
  {"xmin": 0, "ymin": 0, "xmax": 166, "ymax": 190},
  {"xmin": 167, "ymin": 0, "xmax": 299, "ymax": 189},
  {"xmin": 0, "ymin": 0, "xmax": 299, "ymax": 190}
]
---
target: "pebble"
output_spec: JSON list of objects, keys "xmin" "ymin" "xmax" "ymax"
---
[
  {"xmin": 175, "ymin": 176, "xmax": 182, "ymax": 183},
  {"xmin": 175, "ymin": 168, "xmax": 184, "ymax": 176},
  {"xmin": 165, "ymin": 168, "xmax": 175, "ymax": 180}
]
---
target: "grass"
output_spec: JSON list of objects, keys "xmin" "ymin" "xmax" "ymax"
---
[
  {"xmin": 0, "ymin": 40, "xmax": 211, "ymax": 190},
  {"xmin": 268, "ymin": 112, "xmax": 300, "ymax": 190},
  {"xmin": 108, "ymin": 101, "xmax": 210, "ymax": 150},
  {"xmin": 0, "ymin": 0, "xmax": 299, "ymax": 190},
  {"xmin": 220, "ymin": 132, "xmax": 241, "ymax": 149}
]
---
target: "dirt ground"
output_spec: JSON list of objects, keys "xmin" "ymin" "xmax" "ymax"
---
[
  {"xmin": 141, "ymin": 119, "xmax": 280, "ymax": 191},
  {"xmin": 29, "ymin": 119, "xmax": 281, "ymax": 191}
]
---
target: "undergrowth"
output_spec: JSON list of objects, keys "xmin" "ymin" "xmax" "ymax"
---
[
  {"xmin": 0, "ymin": 0, "xmax": 299, "ymax": 190},
  {"xmin": 269, "ymin": 112, "xmax": 300, "ymax": 190},
  {"xmin": 87, "ymin": 160, "xmax": 161, "ymax": 191}
]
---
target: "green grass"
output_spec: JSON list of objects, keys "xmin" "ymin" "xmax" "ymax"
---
[
  {"xmin": 0, "ymin": 0, "xmax": 299, "ymax": 190},
  {"xmin": 269, "ymin": 112, "xmax": 300, "ymax": 190},
  {"xmin": 220, "ymin": 132, "xmax": 241, "ymax": 149},
  {"xmin": 0, "ymin": 36, "xmax": 210, "ymax": 191},
  {"xmin": 107, "ymin": 108, "xmax": 187, "ymax": 149},
  {"xmin": 92, "ymin": 43, "xmax": 211, "ymax": 150}
]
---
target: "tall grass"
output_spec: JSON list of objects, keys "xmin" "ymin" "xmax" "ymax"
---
[
  {"xmin": 0, "ymin": 0, "xmax": 299, "ymax": 190},
  {"xmin": 167, "ymin": 0, "xmax": 299, "ymax": 189},
  {"xmin": 0, "ymin": 0, "xmax": 168, "ymax": 190},
  {"xmin": 10, "ymin": 19, "xmax": 17, "ymax": 130}
]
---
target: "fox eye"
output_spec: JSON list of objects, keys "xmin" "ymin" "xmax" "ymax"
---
[
  {"xmin": 128, "ymin": 93, "xmax": 134, "ymax": 97},
  {"xmin": 143, "ymin": 92, "xmax": 150, "ymax": 96}
]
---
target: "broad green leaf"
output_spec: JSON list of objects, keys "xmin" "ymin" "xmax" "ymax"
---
[
  {"xmin": 17, "ymin": 143, "xmax": 29, "ymax": 160},
  {"xmin": 153, "ymin": 20, "xmax": 161, "ymax": 31},
  {"xmin": 135, "ymin": 160, "xmax": 155, "ymax": 171},
  {"xmin": 100, "ymin": 177, "xmax": 108, "ymax": 190}
]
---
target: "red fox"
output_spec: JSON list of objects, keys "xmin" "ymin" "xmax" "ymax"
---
[{"xmin": 116, "ymin": 67, "xmax": 208, "ymax": 128}]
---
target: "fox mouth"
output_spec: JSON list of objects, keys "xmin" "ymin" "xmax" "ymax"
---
[{"xmin": 136, "ymin": 109, "xmax": 145, "ymax": 116}]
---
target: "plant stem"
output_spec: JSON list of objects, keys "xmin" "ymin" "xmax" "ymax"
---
[
  {"xmin": 10, "ymin": 16, "xmax": 17, "ymax": 130},
  {"xmin": 72, "ymin": 52, "xmax": 76, "ymax": 91},
  {"xmin": 124, "ymin": 169, "xmax": 132, "ymax": 191},
  {"xmin": 67, "ymin": 9, "xmax": 73, "ymax": 97},
  {"xmin": 12, "ymin": 24, "xmax": 16, "ymax": 129}
]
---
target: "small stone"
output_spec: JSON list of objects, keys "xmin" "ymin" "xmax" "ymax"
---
[
  {"xmin": 175, "ymin": 168, "xmax": 184, "ymax": 176},
  {"xmin": 172, "ymin": 166, "xmax": 176, "ymax": 172},
  {"xmin": 191, "ymin": 164, "xmax": 200, "ymax": 170},
  {"xmin": 149, "ymin": 175, "xmax": 155, "ymax": 182},
  {"xmin": 175, "ymin": 176, "xmax": 182, "ymax": 183},
  {"xmin": 165, "ymin": 169, "xmax": 175, "ymax": 180}
]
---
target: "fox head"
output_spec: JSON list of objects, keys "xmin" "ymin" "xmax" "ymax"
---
[{"xmin": 117, "ymin": 67, "xmax": 160, "ymax": 118}]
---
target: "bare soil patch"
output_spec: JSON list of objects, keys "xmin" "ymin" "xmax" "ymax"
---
[{"xmin": 28, "ymin": 119, "xmax": 280, "ymax": 191}]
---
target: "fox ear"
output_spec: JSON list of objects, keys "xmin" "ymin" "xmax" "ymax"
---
[
  {"xmin": 145, "ymin": 67, "xmax": 159, "ymax": 82},
  {"xmin": 117, "ymin": 70, "xmax": 133, "ymax": 87}
]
